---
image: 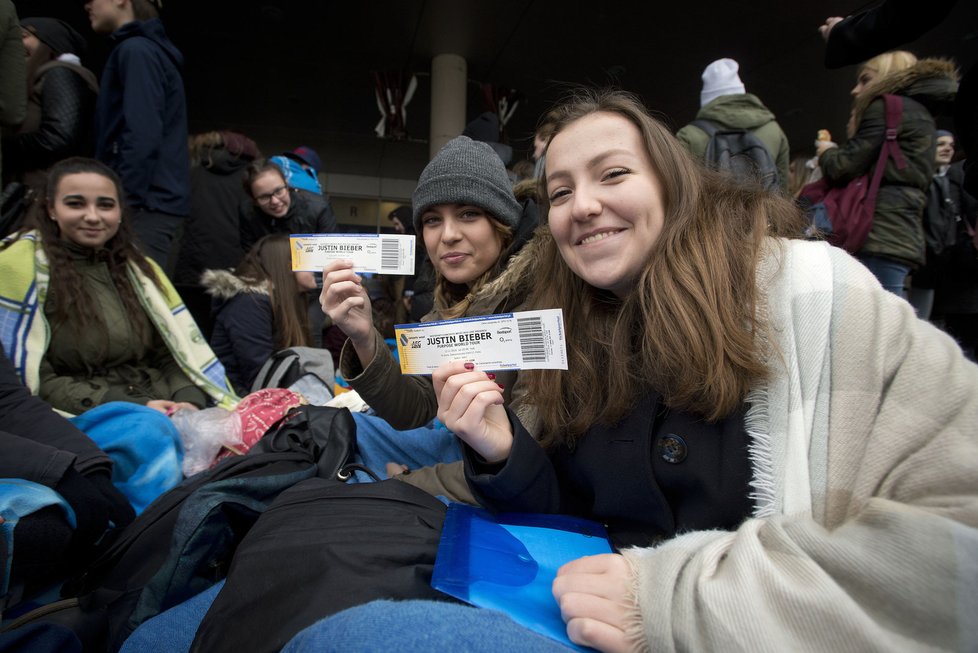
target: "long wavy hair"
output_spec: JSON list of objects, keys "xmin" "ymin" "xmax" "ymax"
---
[
  {"xmin": 525, "ymin": 89, "xmax": 806, "ymax": 446},
  {"xmin": 432, "ymin": 216, "xmax": 513, "ymax": 320},
  {"xmin": 233, "ymin": 234, "xmax": 310, "ymax": 349},
  {"xmin": 8, "ymin": 157, "xmax": 163, "ymax": 345}
]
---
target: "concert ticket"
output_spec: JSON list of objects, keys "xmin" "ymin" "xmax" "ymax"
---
[
  {"xmin": 290, "ymin": 234, "xmax": 416, "ymax": 274},
  {"xmin": 395, "ymin": 309, "xmax": 568, "ymax": 374}
]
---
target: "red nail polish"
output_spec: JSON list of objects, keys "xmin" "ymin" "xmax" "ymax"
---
[
  {"xmin": 464, "ymin": 362, "xmax": 475, "ymax": 371},
  {"xmin": 497, "ymin": 383, "xmax": 505, "ymax": 390},
  {"xmin": 486, "ymin": 373, "xmax": 496, "ymax": 380}
]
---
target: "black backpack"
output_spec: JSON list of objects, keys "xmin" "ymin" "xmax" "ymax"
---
[
  {"xmin": 0, "ymin": 406, "xmax": 360, "ymax": 652},
  {"xmin": 691, "ymin": 119, "xmax": 781, "ymax": 192}
]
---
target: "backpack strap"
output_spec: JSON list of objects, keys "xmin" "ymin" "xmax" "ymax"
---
[
  {"xmin": 866, "ymin": 94, "xmax": 906, "ymax": 205},
  {"xmin": 690, "ymin": 119, "xmax": 719, "ymax": 137}
]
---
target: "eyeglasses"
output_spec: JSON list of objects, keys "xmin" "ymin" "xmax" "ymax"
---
[{"xmin": 255, "ymin": 185, "xmax": 288, "ymax": 205}]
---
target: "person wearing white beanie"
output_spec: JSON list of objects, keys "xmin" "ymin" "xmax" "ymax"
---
[
  {"xmin": 700, "ymin": 57, "xmax": 747, "ymax": 107},
  {"xmin": 677, "ymin": 57, "xmax": 791, "ymax": 192}
]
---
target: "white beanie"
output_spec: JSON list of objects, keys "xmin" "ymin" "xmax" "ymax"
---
[{"xmin": 700, "ymin": 58, "xmax": 746, "ymax": 107}]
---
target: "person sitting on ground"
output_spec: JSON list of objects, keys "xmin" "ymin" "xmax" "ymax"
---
[
  {"xmin": 0, "ymin": 341, "xmax": 133, "ymax": 610},
  {"xmin": 202, "ymin": 233, "xmax": 318, "ymax": 395},
  {"xmin": 0, "ymin": 157, "xmax": 236, "ymax": 416},
  {"xmin": 320, "ymin": 135, "xmax": 539, "ymax": 497},
  {"xmin": 289, "ymin": 88, "xmax": 978, "ymax": 652}
]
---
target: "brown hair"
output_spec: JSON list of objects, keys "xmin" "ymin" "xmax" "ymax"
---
[
  {"xmin": 432, "ymin": 216, "xmax": 514, "ymax": 320},
  {"xmin": 233, "ymin": 234, "xmax": 310, "ymax": 349},
  {"xmin": 526, "ymin": 89, "xmax": 806, "ymax": 446},
  {"xmin": 130, "ymin": 0, "xmax": 160, "ymax": 21},
  {"xmin": 243, "ymin": 159, "xmax": 286, "ymax": 198},
  {"xmin": 7, "ymin": 157, "xmax": 164, "ymax": 346}
]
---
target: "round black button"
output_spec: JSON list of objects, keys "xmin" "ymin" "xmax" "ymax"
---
[
  {"xmin": 658, "ymin": 434, "xmax": 688, "ymax": 464},
  {"xmin": 81, "ymin": 398, "xmax": 94, "ymax": 408}
]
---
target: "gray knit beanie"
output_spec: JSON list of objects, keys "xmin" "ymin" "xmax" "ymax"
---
[{"xmin": 412, "ymin": 136, "xmax": 521, "ymax": 232}]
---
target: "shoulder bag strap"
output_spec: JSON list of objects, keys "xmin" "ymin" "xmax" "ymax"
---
[{"xmin": 866, "ymin": 94, "xmax": 906, "ymax": 204}]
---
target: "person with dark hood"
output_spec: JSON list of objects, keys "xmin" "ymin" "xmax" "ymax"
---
[
  {"xmin": 173, "ymin": 130, "xmax": 259, "ymax": 286},
  {"xmin": 84, "ymin": 0, "xmax": 190, "ymax": 270},
  {"xmin": 2, "ymin": 17, "xmax": 98, "ymax": 191}
]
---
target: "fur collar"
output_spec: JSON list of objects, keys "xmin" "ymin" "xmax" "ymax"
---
[
  {"xmin": 200, "ymin": 268, "xmax": 270, "ymax": 300},
  {"xmin": 466, "ymin": 226, "xmax": 550, "ymax": 313},
  {"xmin": 851, "ymin": 58, "xmax": 959, "ymax": 127}
]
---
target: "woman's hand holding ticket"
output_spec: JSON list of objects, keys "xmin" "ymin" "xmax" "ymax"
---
[
  {"xmin": 433, "ymin": 361, "xmax": 513, "ymax": 463},
  {"xmin": 320, "ymin": 260, "xmax": 375, "ymax": 358}
]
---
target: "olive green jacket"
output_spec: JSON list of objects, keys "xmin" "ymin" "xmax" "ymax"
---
[
  {"xmin": 676, "ymin": 93, "xmax": 791, "ymax": 193},
  {"xmin": 819, "ymin": 58, "xmax": 959, "ymax": 267}
]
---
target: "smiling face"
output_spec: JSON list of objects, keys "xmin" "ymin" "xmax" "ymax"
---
[
  {"xmin": 420, "ymin": 204, "xmax": 504, "ymax": 286},
  {"xmin": 545, "ymin": 112, "xmax": 665, "ymax": 298},
  {"xmin": 251, "ymin": 169, "xmax": 291, "ymax": 218},
  {"xmin": 49, "ymin": 172, "xmax": 123, "ymax": 249}
]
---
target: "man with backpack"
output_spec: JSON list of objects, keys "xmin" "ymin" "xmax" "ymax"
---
[{"xmin": 676, "ymin": 58, "xmax": 790, "ymax": 193}]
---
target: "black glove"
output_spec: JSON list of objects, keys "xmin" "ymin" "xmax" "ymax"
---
[
  {"xmin": 54, "ymin": 466, "xmax": 111, "ymax": 552},
  {"xmin": 85, "ymin": 471, "xmax": 135, "ymax": 529}
]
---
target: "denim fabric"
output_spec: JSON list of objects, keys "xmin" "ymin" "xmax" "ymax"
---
[
  {"xmin": 350, "ymin": 412, "xmax": 461, "ymax": 483},
  {"xmin": 282, "ymin": 600, "xmax": 574, "ymax": 653},
  {"xmin": 857, "ymin": 254, "xmax": 911, "ymax": 297}
]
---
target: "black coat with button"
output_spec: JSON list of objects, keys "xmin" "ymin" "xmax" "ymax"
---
[{"xmin": 464, "ymin": 393, "xmax": 754, "ymax": 549}]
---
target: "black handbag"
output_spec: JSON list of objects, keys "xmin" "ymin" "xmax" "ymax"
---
[{"xmin": 250, "ymin": 405, "xmax": 378, "ymax": 482}]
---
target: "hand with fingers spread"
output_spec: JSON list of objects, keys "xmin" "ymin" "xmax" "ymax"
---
[
  {"xmin": 320, "ymin": 259, "xmax": 376, "ymax": 363},
  {"xmin": 553, "ymin": 554, "xmax": 638, "ymax": 653},
  {"xmin": 432, "ymin": 361, "xmax": 512, "ymax": 463}
]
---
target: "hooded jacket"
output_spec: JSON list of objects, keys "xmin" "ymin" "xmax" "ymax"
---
[
  {"xmin": 676, "ymin": 93, "xmax": 791, "ymax": 192},
  {"xmin": 820, "ymin": 58, "xmax": 959, "ymax": 266},
  {"xmin": 4, "ymin": 60, "xmax": 98, "ymax": 182},
  {"xmin": 94, "ymin": 18, "xmax": 190, "ymax": 216},
  {"xmin": 174, "ymin": 148, "xmax": 254, "ymax": 284},
  {"xmin": 239, "ymin": 188, "xmax": 338, "ymax": 253},
  {"xmin": 200, "ymin": 268, "xmax": 274, "ymax": 395}
]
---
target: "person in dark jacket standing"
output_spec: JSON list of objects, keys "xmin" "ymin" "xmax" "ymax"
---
[
  {"xmin": 2, "ymin": 17, "xmax": 98, "ymax": 191},
  {"xmin": 84, "ymin": 0, "xmax": 189, "ymax": 270},
  {"xmin": 174, "ymin": 131, "xmax": 259, "ymax": 286}
]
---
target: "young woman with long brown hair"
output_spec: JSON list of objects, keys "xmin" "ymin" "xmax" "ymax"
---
[
  {"xmin": 202, "ymin": 233, "xmax": 316, "ymax": 394},
  {"xmin": 320, "ymin": 135, "xmax": 538, "ymax": 493},
  {"xmin": 0, "ymin": 157, "xmax": 235, "ymax": 415},
  {"xmin": 283, "ymin": 89, "xmax": 978, "ymax": 652}
]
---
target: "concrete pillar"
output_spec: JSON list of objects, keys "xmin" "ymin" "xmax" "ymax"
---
[{"xmin": 429, "ymin": 53, "xmax": 467, "ymax": 159}]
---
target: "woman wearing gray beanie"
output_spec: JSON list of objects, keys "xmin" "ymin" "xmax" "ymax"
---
[{"xmin": 320, "ymin": 135, "xmax": 540, "ymax": 500}]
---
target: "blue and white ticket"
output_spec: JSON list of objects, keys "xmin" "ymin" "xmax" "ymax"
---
[
  {"xmin": 290, "ymin": 234, "xmax": 416, "ymax": 274},
  {"xmin": 395, "ymin": 309, "xmax": 568, "ymax": 375}
]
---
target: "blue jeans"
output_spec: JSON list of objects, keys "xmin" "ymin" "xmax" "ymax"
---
[
  {"xmin": 857, "ymin": 255, "xmax": 910, "ymax": 298},
  {"xmin": 350, "ymin": 412, "xmax": 461, "ymax": 482},
  {"xmin": 282, "ymin": 600, "xmax": 574, "ymax": 653}
]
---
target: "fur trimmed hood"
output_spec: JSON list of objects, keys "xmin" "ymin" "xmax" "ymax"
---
[
  {"xmin": 463, "ymin": 225, "xmax": 550, "ymax": 317},
  {"xmin": 200, "ymin": 268, "xmax": 270, "ymax": 301},
  {"xmin": 851, "ymin": 58, "xmax": 959, "ymax": 127}
]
